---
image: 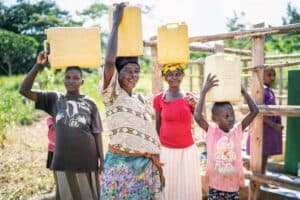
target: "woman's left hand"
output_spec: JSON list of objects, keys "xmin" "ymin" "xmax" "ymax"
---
[
  {"xmin": 112, "ymin": 2, "xmax": 126, "ymax": 26},
  {"xmin": 273, "ymin": 124, "xmax": 284, "ymax": 133},
  {"xmin": 98, "ymin": 160, "xmax": 103, "ymax": 181},
  {"xmin": 186, "ymin": 93, "xmax": 198, "ymax": 108}
]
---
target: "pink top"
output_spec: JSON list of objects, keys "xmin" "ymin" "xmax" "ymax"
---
[
  {"xmin": 206, "ymin": 122, "xmax": 244, "ymax": 192},
  {"xmin": 46, "ymin": 117, "xmax": 56, "ymax": 152},
  {"xmin": 153, "ymin": 92, "xmax": 194, "ymax": 148}
]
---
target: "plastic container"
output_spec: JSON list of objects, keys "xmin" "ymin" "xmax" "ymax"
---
[
  {"xmin": 204, "ymin": 53, "xmax": 241, "ymax": 102},
  {"xmin": 157, "ymin": 22, "xmax": 189, "ymax": 65},
  {"xmin": 44, "ymin": 27, "xmax": 101, "ymax": 69},
  {"xmin": 109, "ymin": 6, "xmax": 143, "ymax": 56}
]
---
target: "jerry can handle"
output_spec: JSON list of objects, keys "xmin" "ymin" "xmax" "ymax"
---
[
  {"xmin": 165, "ymin": 22, "xmax": 186, "ymax": 29},
  {"xmin": 43, "ymin": 40, "xmax": 50, "ymax": 54}
]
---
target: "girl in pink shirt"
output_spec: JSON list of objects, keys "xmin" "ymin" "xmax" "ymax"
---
[{"xmin": 194, "ymin": 74, "xmax": 258, "ymax": 199}]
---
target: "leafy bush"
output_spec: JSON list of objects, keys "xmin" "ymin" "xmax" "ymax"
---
[
  {"xmin": 0, "ymin": 75, "xmax": 35, "ymax": 147},
  {"xmin": 0, "ymin": 29, "xmax": 39, "ymax": 75}
]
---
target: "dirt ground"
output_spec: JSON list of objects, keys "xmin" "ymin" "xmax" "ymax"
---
[
  {"xmin": 0, "ymin": 111, "xmax": 112, "ymax": 200},
  {"xmin": 0, "ymin": 113, "xmax": 55, "ymax": 200}
]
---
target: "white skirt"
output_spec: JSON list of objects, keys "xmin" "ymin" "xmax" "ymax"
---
[{"xmin": 160, "ymin": 144, "xmax": 202, "ymax": 200}]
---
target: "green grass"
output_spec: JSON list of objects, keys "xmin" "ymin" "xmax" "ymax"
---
[{"xmin": 0, "ymin": 75, "xmax": 36, "ymax": 147}]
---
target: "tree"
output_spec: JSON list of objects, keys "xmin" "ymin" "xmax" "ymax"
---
[
  {"xmin": 265, "ymin": 2, "xmax": 300, "ymax": 53},
  {"xmin": 0, "ymin": 0, "xmax": 82, "ymax": 46},
  {"xmin": 0, "ymin": 0, "xmax": 83, "ymax": 75},
  {"xmin": 77, "ymin": 3, "xmax": 108, "ymax": 22},
  {"xmin": 282, "ymin": 2, "xmax": 300, "ymax": 25},
  {"xmin": 77, "ymin": 3, "xmax": 109, "ymax": 52},
  {"xmin": 224, "ymin": 11, "xmax": 251, "ymax": 50},
  {"xmin": 0, "ymin": 29, "xmax": 39, "ymax": 75},
  {"xmin": 226, "ymin": 11, "xmax": 246, "ymax": 32}
]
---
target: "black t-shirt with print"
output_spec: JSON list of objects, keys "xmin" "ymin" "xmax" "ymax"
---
[{"xmin": 36, "ymin": 91, "xmax": 102, "ymax": 172}]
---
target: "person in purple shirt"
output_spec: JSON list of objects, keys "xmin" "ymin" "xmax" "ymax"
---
[{"xmin": 247, "ymin": 67, "xmax": 284, "ymax": 174}]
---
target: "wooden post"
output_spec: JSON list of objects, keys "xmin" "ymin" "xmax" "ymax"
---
[
  {"xmin": 199, "ymin": 63, "xmax": 204, "ymax": 90},
  {"xmin": 240, "ymin": 104, "xmax": 300, "ymax": 117},
  {"xmin": 214, "ymin": 43, "xmax": 224, "ymax": 53},
  {"xmin": 249, "ymin": 36, "xmax": 265, "ymax": 200},
  {"xmin": 198, "ymin": 62, "xmax": 207, "ymax": 119},
  {"xmin": 243, "ymin": 61, "xmax": 300, "ymax": 71},
  {"xmin": 189, "ymin": 64, "xmax": 193, "ymax": 92},
  {"xmin": 150, "ymin": 44, "xmax": 163, "ymax": 94},
  {"xmin": 278, "ymin": 67, "xmax": 283, "ymax": 105},
  {"xmin": 243, "ymin": 61, "xmax": 249, "ymax": 89},
  {"xmin": 243, "ymin": 60, "xmax": 249, "ymax": 104}
]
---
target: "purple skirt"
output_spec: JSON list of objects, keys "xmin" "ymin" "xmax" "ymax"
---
[{"xmin": 246, "ymin": 123, "xmax": 282, "ymax": 156}]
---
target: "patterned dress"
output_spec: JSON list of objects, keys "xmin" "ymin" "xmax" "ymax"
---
[{"xmin": 99, "ymin": 70, "xmax": 162, "ymax": 199}]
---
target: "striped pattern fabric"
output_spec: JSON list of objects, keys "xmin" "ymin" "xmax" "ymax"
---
[
  {"xmin": 160, "ymin": 144, "xmax": 202, "ymax": 200},
  {"xmin": 54, "ymin": 171, "xmax": 99, "ymax": 200}
]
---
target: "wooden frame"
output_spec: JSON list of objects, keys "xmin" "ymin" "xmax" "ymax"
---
[{"xmin": 145, "ymin": 23, "xmax": 300, "ymax": 200}]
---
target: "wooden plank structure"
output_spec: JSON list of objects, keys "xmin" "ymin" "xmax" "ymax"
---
[{"xmin": 144, "ymin": 23, "xmax": 300, "ymax": 199}]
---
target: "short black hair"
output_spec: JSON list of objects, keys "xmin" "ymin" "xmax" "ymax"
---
[
  {"xmin": 264, "ymin": 67, "xmax": 275, "ymax": 72},
  {"xmin": 65, "ymin": 66, "xmax": 83, "ymax": 78},
  {"xmin": 264, "ymin": 67, "xmax": 276, "ymax": 75},
  {"xmin": 212, "ymin": 102, "xmax": 233, "ymax": 115}
]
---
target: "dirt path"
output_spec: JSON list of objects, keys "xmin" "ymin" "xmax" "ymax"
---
[{"xmin": 0, "ymin": 114, "xmax": 54, "ymax": 200}]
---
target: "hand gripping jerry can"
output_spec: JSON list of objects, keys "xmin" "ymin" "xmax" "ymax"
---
[
  {"xmin": 44, "ymin": 27, "xmax": 102, "ymax": 69},
  {"xmin": 157, "ymin": 22, "xmax": 189, "ymax": 65},
  {"xmin": 109, "ymin": 6, "xmax": 143, "ymax": 56},
  {"xmin": 205, "ymin": 53, "xmax": 242, "ymax": 102}
]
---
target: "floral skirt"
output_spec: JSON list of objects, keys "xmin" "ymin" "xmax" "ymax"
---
[
  {"xmin": 100, "ymin": 151, "xmax": 162, "ymax": 200},
  {"xmin": 208, "ymin": 188, "xmax": 239, "ymax": 199}
]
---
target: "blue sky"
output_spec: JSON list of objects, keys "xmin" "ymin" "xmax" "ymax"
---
[{"xmin": 2, "ymin": 0, "xmax": 300, "ymax": 39}]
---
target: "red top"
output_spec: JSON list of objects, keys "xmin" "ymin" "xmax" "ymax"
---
[
  {"xmin": 153, "ymin": 92, "xmax": 194, "ymax": 148},
  {"xmin": 46, "ymin": 117, "xmax": 56, "ymax": 152}
]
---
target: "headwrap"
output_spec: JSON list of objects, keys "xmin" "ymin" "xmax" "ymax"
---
[
  {"xmin": 115, "ymin": 57, "xmax": 140, "ymax": 72},
  {"xmin": 160, "ymin": 63, "xmax": 186, "ymax": 77}
]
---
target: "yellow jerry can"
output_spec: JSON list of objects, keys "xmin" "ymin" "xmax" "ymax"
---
[
  {"xmin": 44, "ymin": 27, "xmax": 102, "ymax": 69},
  {"xmin": 109, "ymin": 6, "xmax": 143, "ymax": 56},
  {"xmin": 157, "ymin": 22, "xmax": 189, "ymax": 65},
  {"xmin": 205, "ymin": 53, "xmax": 242, "ymax": 102}
]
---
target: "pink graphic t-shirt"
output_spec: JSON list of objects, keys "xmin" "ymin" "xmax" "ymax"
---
[{"xmin": 205, "ymin": 122, "xmax": 244, "ymax": 192}]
